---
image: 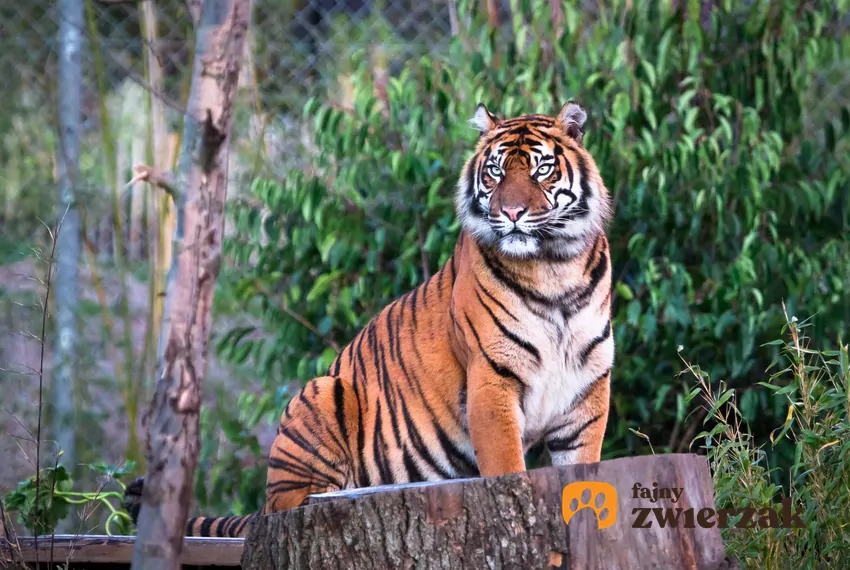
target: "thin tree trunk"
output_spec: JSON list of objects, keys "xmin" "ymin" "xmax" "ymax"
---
[
  {"xmin": 486, "ymin": 0, "xmax": 499, "ymax": 29},
  {"xmin": 98, "ymin": 214, "xmax": 112, "ymax": 262},
  {"xmin": 130, "ymin": 137, "xmax": 145, "ymax": 260},
  {"xmin": 129, "ymin": 1, "xmax": 252, "ymax": 569},
  {"xmin": 551, "ymin": 0, "xmax": 563, "ymax": 37},
  {"xmin": 447, "ymin": 0, "xmax": 459, "ymax": 36},
  {"xmin": 487, "ymin": 0, "xmax": 501, "ymax": 68},
  {"xmin": 53, "ymin": 0, "xmax": 83, "ymax": 487},
  {"xmin": 137, "ymin": 0, "xmax": 170, "ymax": 469}
]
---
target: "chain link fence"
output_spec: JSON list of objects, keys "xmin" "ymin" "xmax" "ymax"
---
[
  {"xmin": 4, "ymin": 1, "xmax": 850, "ymax": 254},
  {"xmin": 0, "ymin": 0, "xmax": 473, "ymax": 260}
]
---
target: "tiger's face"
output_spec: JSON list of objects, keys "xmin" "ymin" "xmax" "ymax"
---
[{"xmin": 455, "ymin": 101, "xmax": 612, "ymax": 259}]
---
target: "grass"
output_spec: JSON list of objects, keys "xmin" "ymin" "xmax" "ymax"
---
[{"xmin": 681, "ymin": 305, "xmax": 850, "ymax": 569}]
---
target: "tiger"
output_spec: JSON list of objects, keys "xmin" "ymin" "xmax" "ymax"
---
[{"xmin": 124, "ymin": 100, "xmax": 615, "ymax": 538}]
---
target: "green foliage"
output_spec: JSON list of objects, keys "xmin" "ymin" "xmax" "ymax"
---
[
  {"xmin": 0, "ymin": 92, "xmax": 58, "ymax": 241},
  {"xmin": 4, "ymin": 465, "xmax": 73, "ymax": 536},
  {"xmin": 684, "ymin": 316, "xmax": 850, "ymax": 568},
  {"xmin": 220, "ymin": 0, "xmax": 850, "ymax": 461},
  {"xmin": 193, "ymin": 388, "xmax": 268, "ymax": 516},
  {"xmin": 3, "ymin": 461, "xmax": 135, "ymax": 536}
]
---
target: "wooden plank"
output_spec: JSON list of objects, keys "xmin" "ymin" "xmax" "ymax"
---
[{"xmin": 3, "ymin": 535, "xmax": 243, "ymax": 567}]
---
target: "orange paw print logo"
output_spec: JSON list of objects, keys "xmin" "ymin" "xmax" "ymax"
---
[{"xmin": 561, "ymin": 482, "xmax": 617, "ymax": 529}]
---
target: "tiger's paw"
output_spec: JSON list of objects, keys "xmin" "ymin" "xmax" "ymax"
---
[{"xmin": 123, "ymin": 476, "xmax": 145, "ymax": 525}]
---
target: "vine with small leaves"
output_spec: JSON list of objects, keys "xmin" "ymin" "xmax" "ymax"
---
[{"xmin": 3, "ymin": 461, "xmax": 135, "ymax": 536}]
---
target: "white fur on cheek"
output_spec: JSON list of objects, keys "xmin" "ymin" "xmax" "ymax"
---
[
  {"xmin": 463, "ymin": 214, "xmax": 496, "ymax": 244},
  {"xmin": 455, "ymin": 175, "xmax": 499, "ymax": 246}
]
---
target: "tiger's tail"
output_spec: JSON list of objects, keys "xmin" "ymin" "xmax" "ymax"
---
[
  {"xmin": 123, "ymin": 477, "xmax": 259, "ymax": 538},
  {"xmin": 185, "ymin": 514, "xmax": 257, "ymax": 537}
]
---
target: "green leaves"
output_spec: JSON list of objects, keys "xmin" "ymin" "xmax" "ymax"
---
[
  {"xmin": 219, "ymin": 53, "xmax": 472, "ymax": 397},
  {"xmin": 89, "ymin": 460, "xmax": 136, "ymax": 481},
  {"xmin": 4, "ymin": 465, "xmax": 73, "ymax": 536},
  {"xmin": 210, "ymin": 0, "xmax": 850, "ymax": 512}
]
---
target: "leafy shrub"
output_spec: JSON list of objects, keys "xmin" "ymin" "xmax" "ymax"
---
[
  {"xmin": 684, "ymin": 312, "xmax": 850, "ymax": 568},
  {"xmin": 193, "ymin": 388, "xmax": 268, "ymax": 517},
  {"xmin": 213, "ymin": 0, "xmax": 850, "ymax": 511}
]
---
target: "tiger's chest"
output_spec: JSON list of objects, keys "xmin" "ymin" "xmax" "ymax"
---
[{"xmin": 509, "ymin": 301, "xmax": 614, "ymax": 450}]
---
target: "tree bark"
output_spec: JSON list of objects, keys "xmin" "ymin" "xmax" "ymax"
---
[
  {"xmin": 485, "ymin": 0, "xmax": 499, "ymax": 29},
  {"xmin": 242, "ymin": 454, "xmax": 736, "ymax": 570},
  {"xmin": 53, "ymin": 0, "xmax": 84, "ymax": 490},
  {"xmin": 129, "ymin": 1, "xmax": 252, "ymax": 569}
]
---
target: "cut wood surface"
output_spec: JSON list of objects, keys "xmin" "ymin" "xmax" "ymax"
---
[
  {"xmin": 243, "ymin": 453, "xmax": 736, "ymax": 570},
  {"xmin": 2, "ymin": 535, "xmax": 243, "ymax": 567}
]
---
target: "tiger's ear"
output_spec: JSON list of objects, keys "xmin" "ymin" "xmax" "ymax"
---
[
  {"xmin": 557, "ymin": 100, "xmax": 587, "ymax": 144},
  {"xmin": 469, "ymin": 103, "xmax": 500, "ymax": 136}
]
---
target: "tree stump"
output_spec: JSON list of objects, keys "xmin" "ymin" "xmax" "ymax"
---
[{"xmin": 241, "ymin": 453, "xmax": 737, "ymax": 570}]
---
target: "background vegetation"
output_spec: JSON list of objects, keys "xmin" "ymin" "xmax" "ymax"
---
[{"xmin": 1, "ymin": 0, "xmax": 849, "ymax": 566}]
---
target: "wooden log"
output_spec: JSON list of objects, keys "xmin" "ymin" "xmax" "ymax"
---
[{"xmin": 242, "ymin": 453, "xmax": 738, "ymax": 570}]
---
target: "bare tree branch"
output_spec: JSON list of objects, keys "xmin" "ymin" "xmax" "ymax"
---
[{"xmin": 127, "ymin": 164, "xmax": 180, "ymax": 201}]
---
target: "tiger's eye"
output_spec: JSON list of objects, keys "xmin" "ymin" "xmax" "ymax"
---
[{"xmin": 535, "ymin": 164, "xmax": 554, "ymax": 179}]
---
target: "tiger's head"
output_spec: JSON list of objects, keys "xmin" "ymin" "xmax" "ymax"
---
[{"xmin": 455, "ymin": 101, "xmax": 612, "ymax": 259}]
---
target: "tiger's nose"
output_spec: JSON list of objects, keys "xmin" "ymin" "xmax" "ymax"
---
[{"xmin": 501, "ymin": 205, "xmax": 527, "ymax": 222}]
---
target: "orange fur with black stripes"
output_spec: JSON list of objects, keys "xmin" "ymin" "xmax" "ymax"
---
[{"xmin": 123, "ymin": 100, "xmax": 615, "ymax": 537}]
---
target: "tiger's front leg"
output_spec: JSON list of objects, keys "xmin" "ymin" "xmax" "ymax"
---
[
  {"xmin": 466, "ymin": 360, "xmax": 527, "ymax": 477},
  {"xmin": 545, "ymin": 371, "xmax": 611, "ymax": 466}
]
